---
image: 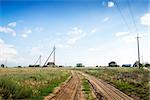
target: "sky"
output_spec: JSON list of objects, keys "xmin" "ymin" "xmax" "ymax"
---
[{"xmin": 0, "ymin": 0, "xmax": 150, "ymax": 67}]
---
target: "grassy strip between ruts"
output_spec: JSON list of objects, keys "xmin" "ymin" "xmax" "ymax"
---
[
  {"xmin": 81, "ymin": 77, "xmax": 95, "ymax": 100},
  {"xmin": 0, "ymin": 68, "xmax": 71, "ymax": 100},
  {"xmin": 79, "ymin": 67, "xmax": 149, "ymax": 100}
]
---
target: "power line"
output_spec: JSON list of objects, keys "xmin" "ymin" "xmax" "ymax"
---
[
  {"xmin": 113, "ymin": 0, "xmax": 131, "ymax": 32},
  {"xmin": 127, "ymin": 0, "xmax": 138, "ymax": 32}
]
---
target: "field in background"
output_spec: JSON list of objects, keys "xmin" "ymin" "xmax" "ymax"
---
[
  {"xmin": 0, "ymin": 68, "xmax": 71, "ymax": 99},
  {"xmin": 78, "ymin": 67, "xmax": 149, "ymax": 100}
]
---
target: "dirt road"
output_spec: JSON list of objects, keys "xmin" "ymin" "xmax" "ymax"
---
[
  {"xmin": 45, "ymin": 70, "xmax": 133, "ymax": 100},
  {"xmin": 81, "ymin": 72, "xmax": 133, "ymax": 100},
  {"xmin": 45, "ymin": 71, "xmax": 84, "ymax": 100}
]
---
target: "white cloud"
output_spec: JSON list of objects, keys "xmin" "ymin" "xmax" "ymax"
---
[
  {"xmin": 67, "ymin": 27, "xmax": 86, "ymax": 45},
  {"xmin": 122, "ymin": 35, "xmax": 136, "ymax": 43},
  {"xmin": 21, "ymin": 29, "xmax": 32, "ymax": 38},
  {"xmin": 0, "ymin": 39, "xmax": 4, "ymax": 44},
  {"xmin": 57, "ymin": 43, "xmax": 69, "ymax": 48},
  {"xmin": 0, "ymin": 38, "xmax": 18, "ymax": 61},
  {"xmin": 67, "ymin": 27, "xmax": 83, "ymax": 36},
  {"xmin": 121, "ymin": 33, "xmax": 145, "ymax": 43},
  {"xmin": 88, "ymin": 48, "xmax": 99, "ymax": 52},
  {"xmin": 8, "ymin": 22, "xmax": 17, "ymax": 27},
  {"xmin": 67, "ymin": 33, "xmax": 86, "ymax": 45},
  {"xmin": 0, "ymin": 26, "xmax": 16, "ymax": 36},
  {"xmin": 141, "ymin": 13, "xmax": 150, "ymax": 26},
  {"xmin": 103, "ymin": 17, "xmax": 110, "ymax": 22},
  {"xmin": 115, "ymin": 32, "xmax": 129, "ymax": 37},
  {"xmin": 35, "ymin": 27, "xmax": 44, "ymax": 32},
  {"xmin": 26, "ymin": 29, "xmax": 32, "ymax": 34},
  {"xmin": 22, "ymin": 34, "xmax": 28, "ymax": 38},
  {"xmin": 91, "ymin": 28, "xmax": 97, "ymax": 33},
  {"xmin": 30, "ymin": 47, "xmax": 43, "ymax": 55},
  {"xmin": 107, "ymin": 1, "xmax": 114, "ymax": 8},
  {"xmin": 54, "ymin": 27, "xmax": 87, "ymax": 48}
]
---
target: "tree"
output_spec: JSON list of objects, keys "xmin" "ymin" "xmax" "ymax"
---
[
  {"xmin": 145, "ymin": 63, "xmax": 150, "ymax": 67},
  {"xmin": 108, "ymin": 61, "xmax": 118, "ymax": 67},
  {"xmin": 1, "ymin": 64, "xmax": 5, "ymax": 68}
]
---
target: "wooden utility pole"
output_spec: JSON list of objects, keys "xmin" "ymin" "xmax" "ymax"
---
[
  {"xmin": 39, "ymin": 55, "xmax": 41, "ymax": 66},
  {"xmin": 53, "ymin": 46, "xmax": 56, "ymax": 65},
  {"xmin": 43, "ymin": 46, "xmax": 56, "ymax": 67},
  {"xmin": 137, "ymin": 34, "xmax": 140, "ymax": 68}
]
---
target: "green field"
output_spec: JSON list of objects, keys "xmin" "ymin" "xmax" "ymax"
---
[
  {"xmin": 79, "ymin": 67, "xmax": 150, "ymax": 100},
  {"xmin": 0, "ymin": 68, "xmax": 71, "ymax": 99}
]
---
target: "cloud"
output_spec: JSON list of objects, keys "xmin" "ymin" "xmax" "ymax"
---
[
  {"xmin": 119, "ymin": 33, "xmax": 145, "ymax": 43},
  {"xmin": 8, "ymin": 22, "xmax": 17, "ymax": 27},
  {"xmin": 122, "ymin": 35, "xmax": 136, "ymax": 43},
  {"xmin": 26, "ymin": 29, "xmax": 32, "ymax": 34},
  {"xmin": 91, "ymin": 28, "xmax": 97, "ymax": 33},
  {"xmin": 67, "ymin": 33, "xmax": 86, "ymax": 45},
  {"xmin": 103, "ymin": 17, "xmax": 110, "ymax": 22},
  {"xmin": 0, "ymin": 38, "xmax": 18, "ymax": 60},
  {"xmin": 88, "ymin": 48, "xmax": 99, "ymax": 52},
  {"xmin": 107, "ymin": 1, "xmax": 114, "ymax": 8},
  {"xmin": 141, "ymin": 13, "xmax": 150, "ymax": 26},
  {"xmin": 0, "ymin": 26, "xmax": 16, "ymax": 36},
  {"xmin": 35, "ymin": 27, "xmax": 44, "ymax": 32},
  {"xmin": 30, "ymin": 47, "xmax": 43, "ymax": 55},
  {"xmin": 57, "ymin": 43, "xmax": 69, "ymax": 48},
  {"xmin": 67, "ymin": 27, "xmax": 83, "ymax": 36},
  {"xmin": 115, "ymin": 32, "xmax": 129, "ymax": 37},
  {"xmin": 21, "ymin": 29, "xmax": 32, "ymax": 38},
  {"xmin": 22, "ymin": 34, "xmax": 28, "ymax": 38},
  {"xmin": 0, "ymin": 38, "xmax": 4, "ymax": 44},
  {"xmin": 66, "ymin": 27, "xmax": 86, "ymax": 45}
]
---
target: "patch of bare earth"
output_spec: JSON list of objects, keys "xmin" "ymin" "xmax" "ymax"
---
[{"xmin": 44, "ymin": 71, "xmax": 84, "ymax": 100}]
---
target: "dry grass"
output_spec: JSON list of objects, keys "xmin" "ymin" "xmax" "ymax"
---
[{"xmin": 0, "ymin": 67, "xmax": 71, "ymax": 99}]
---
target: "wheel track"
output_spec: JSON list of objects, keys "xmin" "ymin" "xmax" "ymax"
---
[
  {"xmin": 81, "ymin": 72, "xmax": 133, "ymax": 100},
  {"xmin": 45, "ymin": 71, "xmax": 84, "ymax": 100}
]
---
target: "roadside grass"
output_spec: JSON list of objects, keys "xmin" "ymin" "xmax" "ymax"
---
[
  {"xmin": 0, "ymin": 68, "xmax": 71, "ymax": 99},
  {"xmin": 82, "ymin": 77, "xmax": 95, "ymax": 100},
  {"xmin": 79, "ymin": 67, "xmax": 149, "ymax": 100}
]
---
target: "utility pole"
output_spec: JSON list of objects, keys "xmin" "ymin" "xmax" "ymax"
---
[
  {"xmin": 53, "ymin": 46, "xmax": 56, "ymax": 65},
  {"xmin": 5, "ymin": 58, "xmax": 7, "ymax": 67},
  {"xmin": 137, "ymin": 34, "xmax": 140, "ymax": 68},
  {"xmin": 39, "ymin": 55, "xmax": 41, "ymax": 66}
]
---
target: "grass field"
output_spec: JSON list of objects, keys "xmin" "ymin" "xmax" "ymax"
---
[
  {"xmin": 0, "ymin": 68, "xmax": 71, "ymax": 99},
  {"xmin": 79, "ymin": 67, "xmax": 150, "ymax": 100}
]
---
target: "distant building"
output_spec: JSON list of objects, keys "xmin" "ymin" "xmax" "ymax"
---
[
  {"xmin": 47, "ymin": 62, "xmax": 55, "ymax": 67},
  {"xmin": 76, "ymin": 63, "xmax": 84, "ymax": 67},
  {"xmin": 122, "ymin": 64, "xmax": 131, "ymax": 67}
]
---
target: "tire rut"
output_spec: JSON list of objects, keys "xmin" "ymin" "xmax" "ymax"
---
[
  {"xmin": 45, "ymin": 71, "xmax": 84, "ymax": 100},
  {"xmin": 81, "ymin": 72, "xmax": 133, "ymax": 100}
]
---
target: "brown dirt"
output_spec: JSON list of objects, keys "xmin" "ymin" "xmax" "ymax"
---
[
  {"xmin": 44, "ymin": 71, "xmax": 84, "ymax": 100},
  {"xmin": 81, "ymin": 72, "xmax": 134, "ymax": 100}
]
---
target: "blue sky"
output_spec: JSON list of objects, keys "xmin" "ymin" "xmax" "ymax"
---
[{"xmin": 0, "ymin": 0, "xmax": 150, "ymax": 66}]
